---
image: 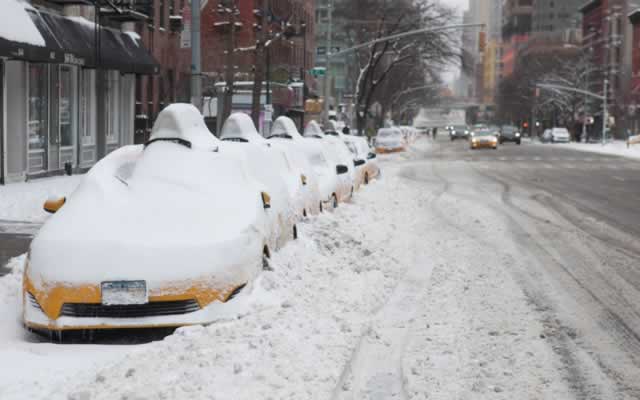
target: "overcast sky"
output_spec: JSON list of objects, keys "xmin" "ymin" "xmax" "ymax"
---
[{"xmin": 439, "ymin": 0, "xmax": 469, "ymax": 85}]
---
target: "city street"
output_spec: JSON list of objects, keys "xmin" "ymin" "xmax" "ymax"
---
[{"xmin": 2, "ymin": 137, "xmax": 640, "ymax": 399}]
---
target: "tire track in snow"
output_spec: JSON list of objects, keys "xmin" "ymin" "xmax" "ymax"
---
[{"xmin": 331, "ymin": 159, "xmax": 443, "ymax": 400}]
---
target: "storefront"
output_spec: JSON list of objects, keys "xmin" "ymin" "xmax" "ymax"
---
[{"xmin": 0, "ymin": 2, "xmax": 157, "ymax": 184}]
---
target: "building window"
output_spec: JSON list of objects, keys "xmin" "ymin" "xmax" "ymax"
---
[
  {"xmin": 28, "ymin": 64, "xmax": 48, "ymax": 152},
  {"xmin": 106, "ymin": 71, "xmax": 121, "ymax": 144},
  {"xmin": 160, "ymin": 0, "xmax": 166, "ymax": 28},
  {"xmin": 59, "ymin": 66, "xmax": 75, "ymax": 148},
  {"xmin": 81, "ymin": 69, "xmax": 96, "ymax": 146}
]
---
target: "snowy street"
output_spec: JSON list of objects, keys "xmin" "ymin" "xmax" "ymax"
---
[{"xmin": 2, "ymin": 137, "xmax": 640, "ymax": 398}]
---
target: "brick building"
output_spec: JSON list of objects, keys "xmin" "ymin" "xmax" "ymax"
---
[
  {"xmin": 193, "ymin": 0, "xmax": 315, "ymax": 132},
  {"xmin": 134, "ymin": 0, "xmax": 190, "ymax": 143}
]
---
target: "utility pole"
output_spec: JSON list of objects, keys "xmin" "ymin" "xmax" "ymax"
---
[
  {"xmin": 322, "ymin": 0, "xmax": 333, "ymax": 126},
  {"xmin": 251, "ymin": 0, "xmax": 269, "ymax": 131},
  {"xmin": 191, "ymin": 0, "xmax": 202, "ymax": 111}
]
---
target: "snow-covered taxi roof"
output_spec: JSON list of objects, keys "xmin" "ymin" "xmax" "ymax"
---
[
  {"xmin": 269, "ymin": 117, "xmax": 303, "ymax": 140},
  {"xmin": 149, "ymin": 103, "xmax": 219, "ymax": 151},
  {"xmin": 220, "ymin": 113, "xmax": 266, "ymax": 143},
  {"xmin": 303, "ymin": 120, "xmax": 325, "ymax": 138}
]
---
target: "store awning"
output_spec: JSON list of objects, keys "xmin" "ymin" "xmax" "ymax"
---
[{"xmin": 0, "ymin": 5, "xmax": 158, "ymax": 74}]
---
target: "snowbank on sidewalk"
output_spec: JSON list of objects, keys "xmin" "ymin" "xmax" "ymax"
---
[
  {"xmin": 539, "ymin": 140, "xmax": 640, "ymax": 161},
  {"xmin": 0, "ymin": 175, "xmax": 83, "ymax": 223}
]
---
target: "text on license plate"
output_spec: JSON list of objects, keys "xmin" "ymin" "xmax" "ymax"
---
[{"xmin": 101, "ymin": 281, "xmax": 148, "ymax": 305}]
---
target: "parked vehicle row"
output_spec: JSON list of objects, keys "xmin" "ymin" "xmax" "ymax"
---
[{"xmin": 22, "ymin": 104, "xmax": 381, "ymax": 334}]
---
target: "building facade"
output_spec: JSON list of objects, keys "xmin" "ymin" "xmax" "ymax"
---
[
  {"xmin": 0, "ymin": 0, "xmax": 157, "ymax": 185},
  {"xmin": 581, "ymin": 0, "xmax": 638, "ymax": 138},
  {"xmin": 194, "ymin": 0, "xmax": 315, "ymax": 132}
]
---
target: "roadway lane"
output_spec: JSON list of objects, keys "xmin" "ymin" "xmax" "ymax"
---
[{"xmin": 413, "ymin": 136, "xmax": 640, "ymax": 397}]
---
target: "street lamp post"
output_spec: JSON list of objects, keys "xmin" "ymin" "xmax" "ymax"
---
[{"xmin": 323, "ymin": 0, "xmax": 333, "ymax": 126}]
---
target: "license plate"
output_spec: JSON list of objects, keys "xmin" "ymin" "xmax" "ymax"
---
[{"xmin": 101, "ymin": 281, "xmax": 148, "ymax": 305}]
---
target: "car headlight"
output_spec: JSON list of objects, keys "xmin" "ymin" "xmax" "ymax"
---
[
  {"xmin": 465, "ymin": 130, "xmax": 469, "ymax": 134},
  {"xmin": 515, "ymin": 132, "xmax": 521, "ymax": 137}
]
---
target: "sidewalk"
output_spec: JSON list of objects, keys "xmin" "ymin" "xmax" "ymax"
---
[
  {"xmin": 0, "ymin": 175, "xmax": 83, "ymax": 223},
  {"xmin": 534, "ymin": 140, "xmax": 640, "ymax": 161}
]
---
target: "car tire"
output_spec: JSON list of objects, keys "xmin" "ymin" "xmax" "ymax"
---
[
  {"xmin": 332, "ymin": 194, "xmax": 338, "ymax": 209},
  {"xmin": 293, "ymin": 225, "xmax": 298, "ymax": 240},
  {"xmin": 364, "ymin": 173, "xmax": 369, "ymax": 185},
  {"xmin": 516, "ymin": 140, "xmax": 521, "ymax": 145},
  {"xmin": 303, "ymin": 209, "xmax": 307, "ymax": 218},
  {"xmin": 319, "ymin": 202, "xmax": 323, "ymax": 213}
]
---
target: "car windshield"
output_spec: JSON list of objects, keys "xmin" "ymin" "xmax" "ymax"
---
[
  {"xmin": 452, "ymin": 126, "xmax": 467, "ymax": 130},
  {"xmin": 502, "ymin": 126, "xmax": 517, "ymax": 133},
  {"xmin": 474, "ymin": 129, "xmax": 495, "ymax": 136}
]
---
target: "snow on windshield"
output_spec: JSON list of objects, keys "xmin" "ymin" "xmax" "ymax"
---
[
  {"xmin": 303, "ymin": 120, "xmax": 325, "ymax": 138},
  {"xmin": 149, "ymin": 103, "xmax": 219, "ymax": 151}
]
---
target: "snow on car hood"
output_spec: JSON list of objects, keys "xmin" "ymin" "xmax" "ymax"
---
[
  {"xmin": 29, "ymin": 105, "xmax": 266, "ymax": 286},
  {"xmin": 220, "ymin": 113, "xmax": 266, "ymax": 143}
]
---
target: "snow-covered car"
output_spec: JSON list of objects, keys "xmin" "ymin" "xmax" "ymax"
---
[
  {"xmin": 303, "ymin": 120, "xmax": 355, "ymax": 201},
  {"xmin": 542, "ymin": 127, "xmax": 570, "ymax": 143},
  {"xmin": 375, "ymin": 128, "xmax": 406, "ymax": 153},
  {"xmin": 470, "ymin": 128, "xmax": 499, "ymax": 150},
  {"xmin": 270, "ymin": 117, "xmax": 347, "ymax": 210},
  {"xmin": 24, "ymin": 104, "xmax": 276, "ymax": 332},
  {"xmin": 220, "ymin": 113, "xmax": 306, "ymax": 246},
  {"xmin": 342, "ymin": 134, "xmax": 380, "ymax": 187}
]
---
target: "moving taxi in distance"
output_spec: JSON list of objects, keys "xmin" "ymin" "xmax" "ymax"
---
[
  {"xmin": 24, "ymin": 105, "xmax": 276, "ymax": 333},
  {"xmin": 470, "ymin": 127, "xmax": 499, "ymax": 150}
]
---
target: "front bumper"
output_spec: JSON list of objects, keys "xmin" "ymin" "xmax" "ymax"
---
[
  {"xmin": 471, "ymin": 141, "xmax": 498, "ymax": 149},
  {"xmin": 23, "ymin": 275, "xmax": 245, "ymax": 331},
  {"xmin": 376, "ymin": 146, "xmax": 405, "ymax": 154}
]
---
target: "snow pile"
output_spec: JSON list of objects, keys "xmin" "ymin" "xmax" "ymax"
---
[
  {"xmin": 149, "ymin": 103, "xmax": 219, "ymax": 151},
  {"xmin": 0, "ymin": 175, "xmax": 83, "ymax": 223},
  {"xmin": 0, "ymin": 0, "xmax": 45, "ymax": 46},
  {"xmin": 303, "ymin": 120, "xmax": 325, "ymax": 138},
  {"xmin": 543, "ymin": 140, "xmax": 640, "ymax": 161},
  {"xmin": 270, "ymin": 116, "xmax": 303, "ymax": 139},
  {"xmin": 220, "ymin": 113, "xmax": 266, "ymax": 142}
]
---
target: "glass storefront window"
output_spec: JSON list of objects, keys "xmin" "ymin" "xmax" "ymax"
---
[
  {"xmin": 59, "ymin": 66, "xmax": 73, "ymax": 147},
  {"xmin": 28, "ymin": 64, "xmax": 48, "ymax": 151}
]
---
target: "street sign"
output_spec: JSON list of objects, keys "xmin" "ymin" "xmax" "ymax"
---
[{"xmin": 311, "ymin": 67, "xmax": 326, "ymax": 77}]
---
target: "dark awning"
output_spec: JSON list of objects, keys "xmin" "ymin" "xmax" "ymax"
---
[{"xmin": 0, "ymin": 8, "xmax": 158, "ymax": 74}]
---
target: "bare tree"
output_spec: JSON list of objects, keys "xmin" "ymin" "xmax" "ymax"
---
[{"xmin": 336, "ymin": 0, "xmax": 460, "ymax": 134}]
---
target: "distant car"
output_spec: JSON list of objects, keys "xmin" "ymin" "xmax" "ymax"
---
[
  {"xmin": 449, "ymin": 125, "xmax": 470, "ymax": 141},
  {"xmin": 542, "ymin": 127, "xmax": 571, "ymax": 143},
  {"xmin": 470, "ymin": 128, "xmax": 499, "ymax": 150},
  {"xmin": 375, "ymin": 127, "xmax": 405, "ymax": 153},
  {"xmin": 499, "ymin": 125, "xmax": 521, "ymax": 145},
  {"xmin": 24, "ymin": 104, "xmax": 276, "ymax": 333}
]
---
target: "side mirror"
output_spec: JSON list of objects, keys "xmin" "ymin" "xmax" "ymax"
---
[
  {"xmin": 336, "ymin": 165, "xmax": 349, "ymax": 175},
  {"xmin": 261, "ymin": 192, "xmax": 271, "ymax": 209},
  {"xmin": 367, "ymin": 152, "xmax": 377, "ymax": 160},
  {"xmin": 354, "ymin": 159, "xmax": 366, "ymax": 167},
  {"xmin": 43, "ymin": 197, "xmax": 66, "ymax": 214}
]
